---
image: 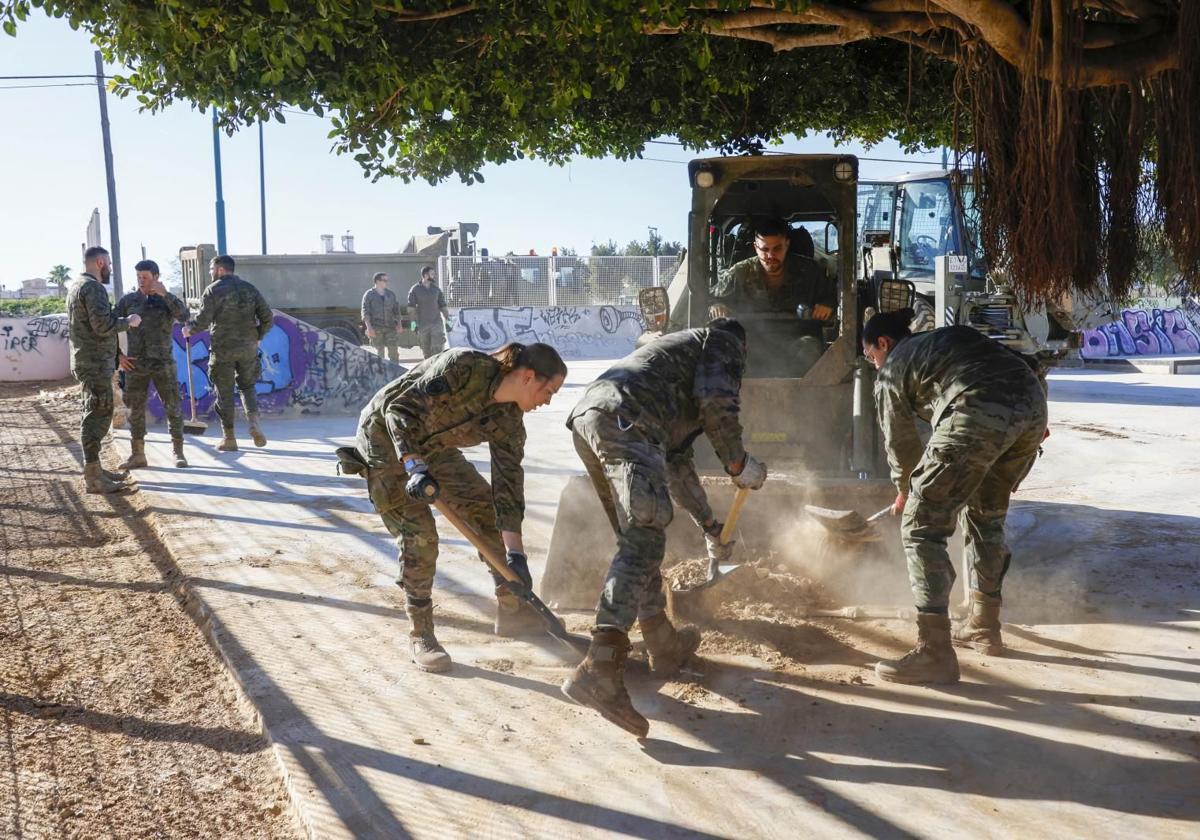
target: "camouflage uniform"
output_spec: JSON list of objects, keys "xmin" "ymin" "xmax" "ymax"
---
[
  {"xmin": 356, "ymin": 348, "xmax": 526, "ymax": 600},
  {"xmin": 67, "ymin": 273, "xmax": 132, "ymax": 463},
  {"xmin": 875, "ymin": 325, "xmax": 1048, "ymax": 610},
  {"xmin": 189, "ymin": 274, "xmax": 273, "ymax": 431},
  {"xmin": 361, "ymin": 286, "xmax": 402, "ymax": 362},
  {"xmin": 406, "ymin": 282, "xmax": 448, "ymax": 359},
  {"xmin": 566, "ymin": 328, "xmax": 747, "ymax": 630},
  {"xmin": 114, "ymin": 289, "xmax": 189, "ymax": 440},
  {"xmin": 712, "ymin": 253, "xmax": 836, "ymax": 316}
]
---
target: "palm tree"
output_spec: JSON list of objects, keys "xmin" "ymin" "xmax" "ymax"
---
[{"xmin": 48, "ymin": 264, "xmax": 72, "ymax": 292}]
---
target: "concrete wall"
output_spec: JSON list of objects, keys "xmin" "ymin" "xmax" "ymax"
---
[
  {"xmin": 448, "ymin": 305, "xmax": 645, "ymax": 360},
  {"xmin": 0, "ymin": 315, "xmax": 70, "ymax": 381},
  {"xmin": 1080, "ymin": 304, "xmax": 1200, "ymax": 359},
  {"xmin": 145, "ymin": 311, "xmax": 402, "ymax": 421}
]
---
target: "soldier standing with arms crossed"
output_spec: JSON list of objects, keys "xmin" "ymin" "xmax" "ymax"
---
[
  {"xmin": 67, "ymin": 246, "xmax": 142, "ymax": 494},
  {"xmin": 361, "ymin": 272, "xmax": 401, "ymax": 362},
  {"xmin": 407, "ymin": 265, "xmax": 451, "ymax": 359},
  {"xmin": 115, "ymin": 259, "xmax": 191, "ymax": 469},
  {"xmin": 561, "ymin": 318, "xmax": 767, "ymax": 737},
  {"xmin": 862, "ymin": 311, "xmax": 1048, "ymax": 684},
  {"xmin": 184, "ymin": 255, "xmax": 274, "ymax": 452}
]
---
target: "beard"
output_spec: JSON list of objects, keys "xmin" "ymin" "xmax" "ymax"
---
[{"xmin": 100, "ymin": 265, "xmax": 112, "ymax": 283}]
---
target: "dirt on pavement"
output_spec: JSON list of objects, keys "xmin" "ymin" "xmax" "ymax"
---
[{"xmin": 0, "ymin": 380, "xmax": 298, "ymax": 839}]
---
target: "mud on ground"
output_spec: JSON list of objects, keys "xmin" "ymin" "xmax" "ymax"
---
[{"xmin": 0, "ymin": 380, "xmax": 297, "ymax": 839}]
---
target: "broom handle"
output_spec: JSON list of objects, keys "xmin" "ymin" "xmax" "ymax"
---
[
  {"xmin": 184, "ymin": 332, "xmax": 199, "ymax": 421},
  {"xmin": 720, "ymin": 487, "xmax": 750, "ymax": 545}
]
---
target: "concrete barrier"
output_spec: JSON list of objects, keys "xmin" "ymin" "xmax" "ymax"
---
[
  {"xmin": 146, "ymin": 311, "xmax": 403, "ymax": 421},
  {"xmin": 448, "ymin": 305, "xmax": 645, "ymax": 360},
  {"xmin": 0, "ymin": 315, "xmax": 70, "ymax": 381}
]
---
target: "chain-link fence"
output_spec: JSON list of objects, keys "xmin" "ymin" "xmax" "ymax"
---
[{"xmin": 438, "ymin": 255, "xmax": 683, "ymax": 308}]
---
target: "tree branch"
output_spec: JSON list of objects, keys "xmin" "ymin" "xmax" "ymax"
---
[{"xmin": 373, "ymin": 2, "xmax": 477, "ymax": 22}]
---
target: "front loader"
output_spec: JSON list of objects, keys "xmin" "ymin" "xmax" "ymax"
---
[{"xmin": 541, "ymin": 155, "xmax": 901, "ymax": 609}]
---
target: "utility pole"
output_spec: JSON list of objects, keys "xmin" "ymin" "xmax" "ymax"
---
[
  {"xmin": 94, "ymin": 50, "xmax": 123, "ymax": 297},
  {"xmin": 258, "ymin": 122, "xmax": 267, "ymax": 255},
  {"xmin": 212, "ymin": 109, "xmax": 228, "ymax": 254}
]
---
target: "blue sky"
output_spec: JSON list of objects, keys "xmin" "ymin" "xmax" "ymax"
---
[{"xmin": 1, "ymin": 10, "xmax": 949, "ymax": 289}]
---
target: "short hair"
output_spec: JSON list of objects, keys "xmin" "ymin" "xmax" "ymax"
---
[
  {"xmin": 754, "ymin": 218, "xmax": 790, "ymax": 240},
  {"xmin": 421, "ymin": 265, "xmax": 435, "ymax": 278},
  {"xmin": 707, "ymin": 317, "xmax": 747, "ymax": 347},
  {"xmin": 84, "ymin": 246, "xmax": 109, "ymax": 261},
  {"xmin": 863, "ymin": 309, "xmax": 915, "ymax": 345},
  {"xmin": 372, "ymin": 272, "xmax": 388, "ymax": 283},
  {"xmin": 134, "ymin": 259, "xmax": 160, "ymax": 276},
  {"xmin": 211, "ymin": 255, "xmax": 235, "ymax": 272}
]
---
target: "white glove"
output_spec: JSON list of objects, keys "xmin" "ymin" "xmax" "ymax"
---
[
  {"xmin": 731, "ymin": 454, "xmax": 767, "ymax": 490},
  {"xmin": 704, "ymin": 523, "xmax": 734, "ymax": 565}
]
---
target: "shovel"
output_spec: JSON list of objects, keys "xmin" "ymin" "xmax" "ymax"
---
[
  {"xmin": 804, "ymin": 503, "xmax": 893, "ymax": 542},
  {"xmin": 432, "ymin": 498, "xmax": 590, "ymax": 655},
  {"xmin": 182, "ymin": 334, "xmax": 208, "ymax": 435},
  {"xmin": 674, "ymin": 486, "xmax": 751, "ymax": 594}
]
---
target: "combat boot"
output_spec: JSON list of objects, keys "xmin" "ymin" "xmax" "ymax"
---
[
  {"xmin": 118, "ymin": 439, "xmax": 148, "ymax": 470},
  {"xmin": 172, "ymin": 437, "xmax": 188, "ymax": 468},
  {"xmin": 406, "ymin": 603, "xmax": 452, "ymax": 673},
  {"xmin": 561, "ymin": 629, "xmax": 649, "ymax": 738},
  {"xmin": 83, "ymin": 462, "xmax": 131, "ymax": 495},
  {"xmin": 217, "ymin": 428, "xmax": 238, "ymax": 452},
  {"xmin": 247, "ymin": 413, "xmax": 267, "ymax": 447},
  {"xmin": 953, "ymin": 590, "xmax": 1003, "ymax": 656},
  {"xmin": 639, "ymin": 612, "xmax": 701, "ymax": 677},
  {"xmin": 494, "ymin": 586, "xmax": 542, "ymax": 637},
  {"xmin": 100, "ymin": 464, "xmax": 130, "ymax": 483},
  {"xmin": 876, "ymin": 612, "xmax": 960, "ymax": 685}
]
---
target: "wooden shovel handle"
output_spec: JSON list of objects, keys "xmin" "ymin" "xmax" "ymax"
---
[
  {"xmin": 719, "ymin": 487, "xmax": 750, "ymax": 545},
  {"xmin": 432, "ymin": 498, "xmax": 519, "ymax": 584}
]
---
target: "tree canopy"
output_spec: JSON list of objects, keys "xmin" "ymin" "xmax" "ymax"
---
[{"xmin": 5, "ymin": 1, "xmax": 1198, "ymax": 300}]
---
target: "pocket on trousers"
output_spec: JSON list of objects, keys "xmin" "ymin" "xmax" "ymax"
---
[
  {"xmin": 619, "ymin": 465, "xmax": 673, "ymax": 529},
  {"xmin": 368, "ymin": 470, "xmax": 406, "ymax": 513}
]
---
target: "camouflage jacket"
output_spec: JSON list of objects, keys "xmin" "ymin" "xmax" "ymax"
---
[
  {"xmin": 361, "ymin": 287, "xmax": 401, "ymax": 331},
  {"xmin": 712, "ymin": 254, "xmax": 836, "ymax": 314},
  {"xmin": 189, "ymin": 274, "xmax": 273, "ymax": 353},
  {"xmin": 406, "ymin": 282, "xmax": 448, "ymax": 328},
  {"xmin": 115, "ymin": 290, "xmax": 189, "ymax": 363},
  {"xmin": 566, "ymin": 328, "xmax": 747, "ymax": 471},
  {"xmin": 67, "ymin": 273, "xmax": 129, "ymax": 376},
  {"xmin": 875, "ymin": 325, "xmax": 1046, "ymax": 492},
  {"xmin": 356, "ymin": 348, "xmax": 527, "ymax": 531}
]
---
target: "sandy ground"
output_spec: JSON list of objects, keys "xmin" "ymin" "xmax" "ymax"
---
[{"xmin": 0, "ymin": 380, "xmax": 298, "ymax": 839}]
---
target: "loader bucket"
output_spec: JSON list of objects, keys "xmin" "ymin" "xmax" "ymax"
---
[{"xmin": 539, "ymin": 472, "xmax": 898, "ymax": 610}]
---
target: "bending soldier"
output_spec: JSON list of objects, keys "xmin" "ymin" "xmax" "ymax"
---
[
  {"xmin": 66, "ymin": 245, "xmax": 142, "ymax": 494},
  {"xmin": 362, "ymin": 272, "xmax": 402, "ymax": 363},
  {"xmin": 562, "ymin": 318, "xmax": 767, "ymax": 737},
  {"xmin": 115, "ymin": 259, "xmax": 191, "ymax": 469},
  {"xmin": 356, "ymin": 343, "xmax": 567, "ymax": 672},
  {"xmin": 184, "ymin": 255, "xmax": 274, "ymax": 452},
  {"xmin": 863, "ymin": 311, "xmax": 1048, "ymax": 684}
]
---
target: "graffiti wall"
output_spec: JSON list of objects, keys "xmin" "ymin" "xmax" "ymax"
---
[
  {"xmin": 146, "ymin": 311, "xmax": 402, "ymax": 421},
  {"xmin": 1080, "ymin": 306, "xmax": 1200, "ymax": 359},
  {"xmin": 0, "ymin": 315, "xmax": 70, "ymax": 381},
  {"xmin": 448, "ymin": 306, "xmax": 645, "ymax": 360}
]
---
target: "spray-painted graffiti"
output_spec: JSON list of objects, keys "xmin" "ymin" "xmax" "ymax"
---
[
  {"xmin": 145, "ymin": 311, "xmax": 402, "ymax": 421},
  {"xmin": 449, "ymin": 306, "xmax": 645, "ymax": 360},
  {"xmin": 1081, "ymin": 307, "xmax": 1200, "ymax": 359},
  {"xmin": 0, "ymin": 315, "xmax": 70, "ymax": 381}
]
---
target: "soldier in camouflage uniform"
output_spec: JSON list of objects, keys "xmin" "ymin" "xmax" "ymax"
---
[
  {"xmin": 361, "ymin": 272, "xmax": 402, "ymax": 362},
  {"xmin": 864, "ymin": 312, "xmax": 1048, "ymax": 684},
  {"xmin": 67, "ymin": 246, "xmax": 143, "ymax": 494},
  {"xmin": 185, "ymin": 255, "xmax": 274, "ymax": 452},
  {"xmin": 356, "ymin": 343, "xmax": 567, "ymax": 672},
  {"xmin": 406, "ymin": 265, "xmax": 451, "ymax": 359},
  {"xmin": 562, "ymin": 319, "xmax": 767, "ymax": 737},
  {"xmin": 115, "ymin": 260, "xmax": 190, "ymax": 469}
]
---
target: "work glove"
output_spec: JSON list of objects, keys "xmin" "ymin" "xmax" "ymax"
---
[
  {"xmin": 731, "ymin": 453, "xmax": 767, "ymax": 490},
  {"xmin": 703, "ymin": 520, "xmax": 734, "ymax": 567},
  {"xmin": 505, "ymin": 550, "xmax": 533, "ymax": 591},
  {"xmin": 403, "ymin": 456, "xmax": 440, "ymax": 503},
  {"xmin": 409, "ymin": 320, "xmax": 418, "ymax": 332}
]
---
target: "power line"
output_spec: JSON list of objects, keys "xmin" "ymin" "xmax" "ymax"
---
[
  {"xmin": 0, "ymin": 82, "xmax": 98, "ymax": 90},
  {"xmin": 0, "ymin": 73, "xmax": 112, "ymax": 80}
]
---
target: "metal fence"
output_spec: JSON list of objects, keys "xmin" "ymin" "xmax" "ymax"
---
[{"xmin": 437, "ymin": 255, "xmax": 683, "ymax": 308}]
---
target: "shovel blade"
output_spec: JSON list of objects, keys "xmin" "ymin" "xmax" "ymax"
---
[
  {"xmin": 804, "ymin": 504, "xmax": 870, "ymax": 533},
  {"xmin": 183, "ymin": 420, "xmax": 208, "ymax": 435}
]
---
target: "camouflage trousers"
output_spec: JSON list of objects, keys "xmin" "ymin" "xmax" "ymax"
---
[
  {"xmin": 369, "ymin": 448, "xmax": 505, "ymax": 603},
  {"xmin": 416, "ymin": 325, "xmax": 446, "ymax": 360},
  {"xmin": 370, "ymin": 328, "xmax": 400, "ymax": 363},
  {"xmin": 208, "ymin": 346, "xmax": 260, "ymax": 430},
  {"xmin": 74, "ymin": 368, "xmax": 115, "ymax": 464},
  {"xmin": 572, "ymin": 409, "xmax": 715, "ymax": 632},
  {"xmin": 902, "ymin": 394, "xmax": 1048, "ymax": 610},
  {"xmin": 127, "ymin": 359, "xmax": 183, "ymax": 441}
]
